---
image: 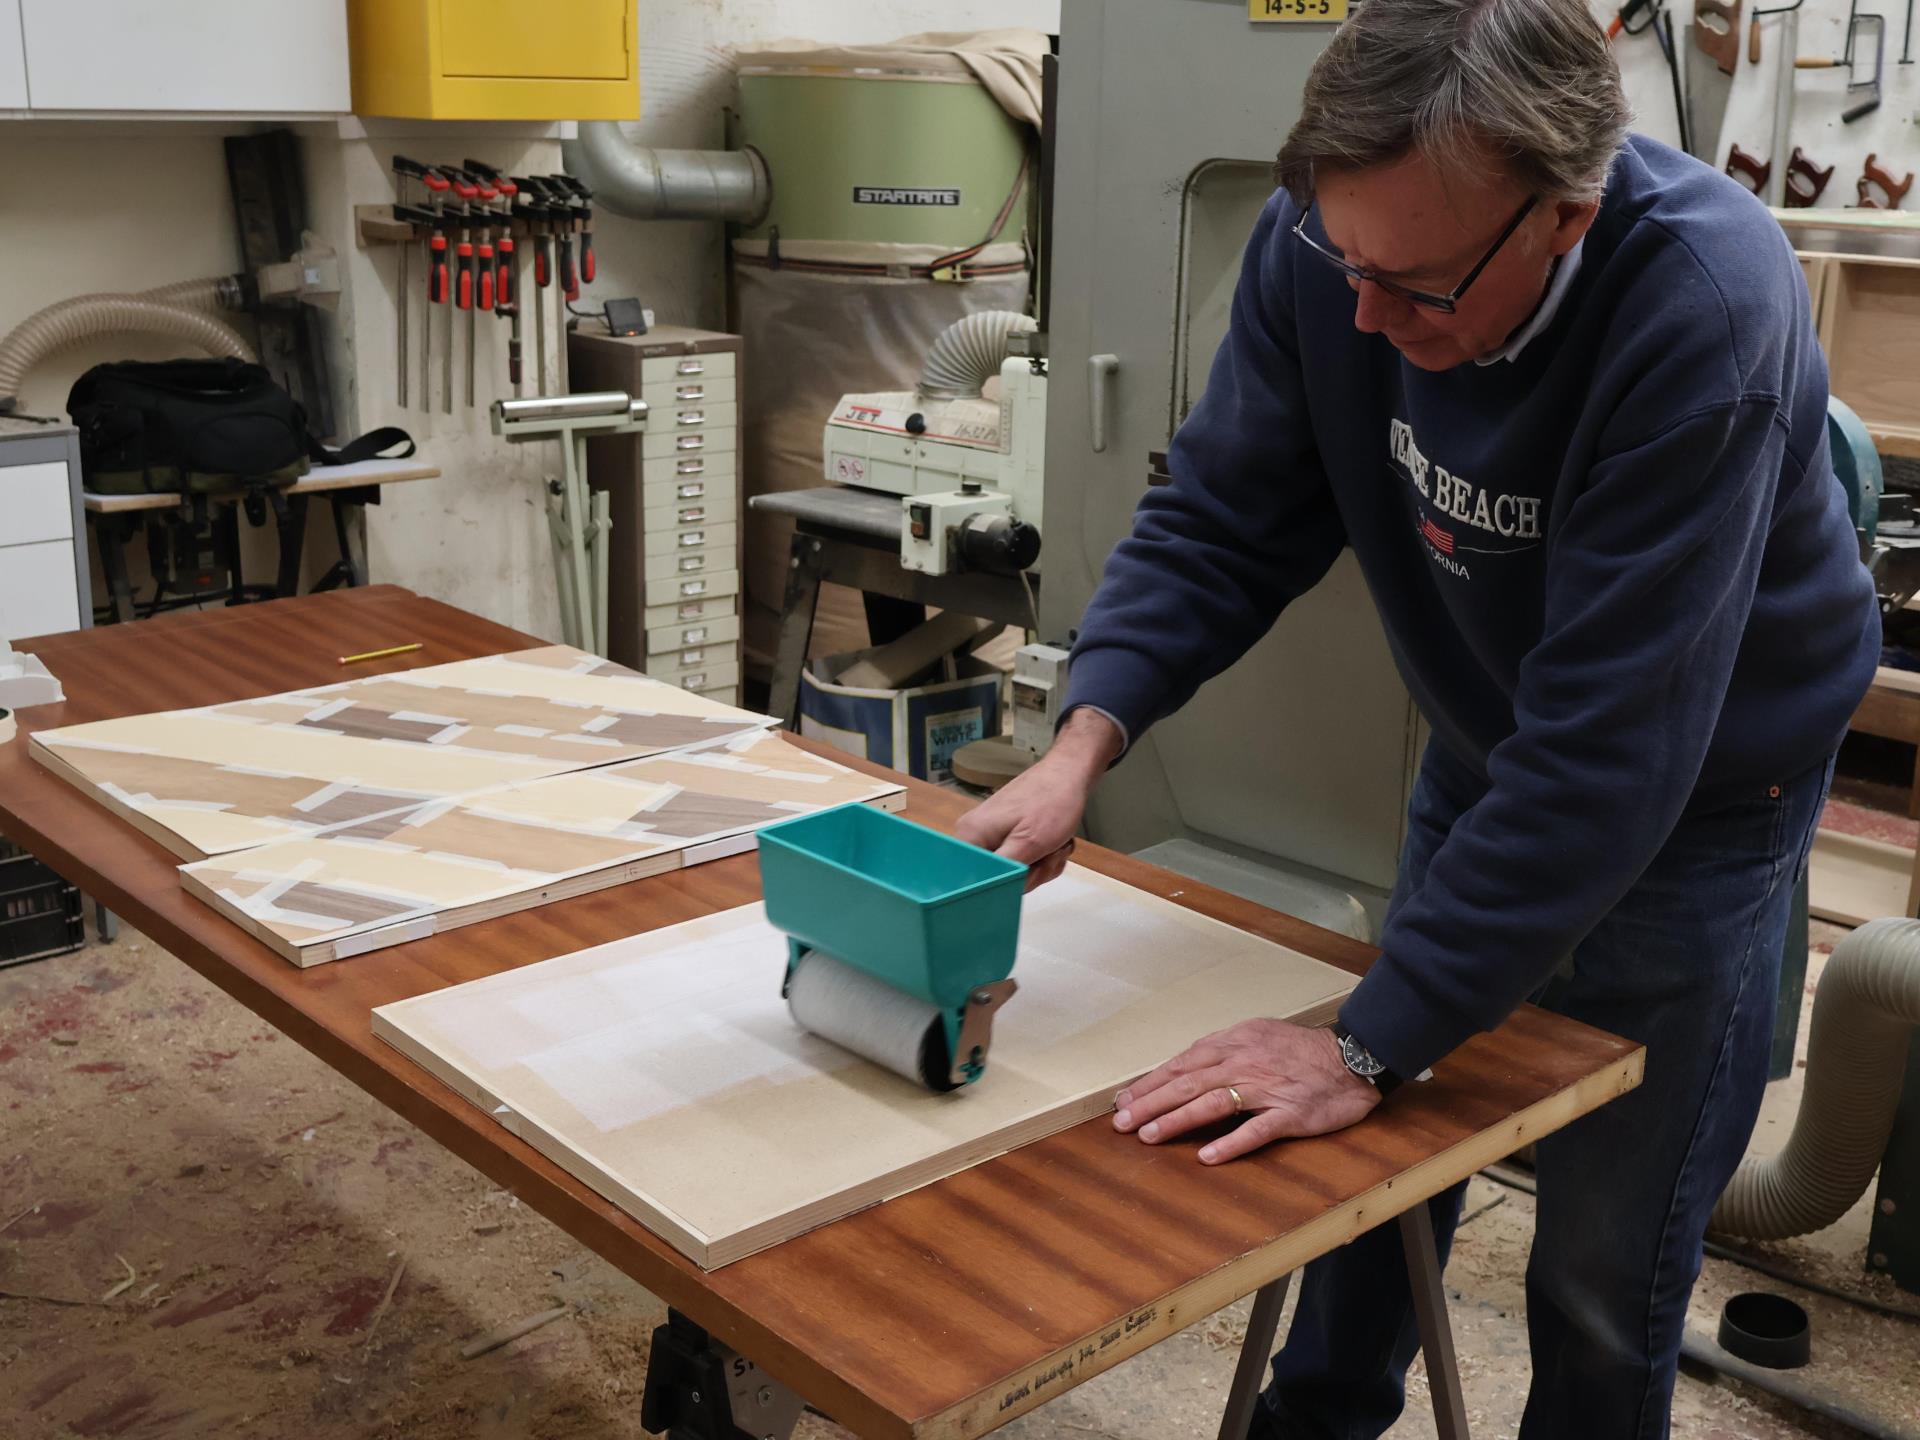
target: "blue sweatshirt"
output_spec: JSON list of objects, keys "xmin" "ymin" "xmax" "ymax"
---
[{"xmin": 1063, "ymin": 136, "xmax": 1879, "ymax": 1079}]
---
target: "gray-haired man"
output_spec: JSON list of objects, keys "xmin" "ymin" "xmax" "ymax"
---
[{"xmin": 959, "ymin": 0, "xmax": 1877, "ymax": 1434}]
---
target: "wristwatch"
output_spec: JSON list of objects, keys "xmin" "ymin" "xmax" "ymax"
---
[{"xmin": 1332, "ymin": 1022, "xmax": 1402, "ymax": 1097}]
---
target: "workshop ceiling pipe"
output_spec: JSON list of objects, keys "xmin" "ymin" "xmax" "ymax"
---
[
  {"xmin": 917, "ymin": 310, "xmax": 1037, "ymax": 400},
  {"xmin": 1711, "ymin": 916, "xmax": 1920, "ymax": 1241},
  {"xmin": 561, "ymin": 124, "xmax": 771, "ymax": 226},
  {"xmin": 0, "ymin": 276, "xmax": 251, "ymax": 413}
]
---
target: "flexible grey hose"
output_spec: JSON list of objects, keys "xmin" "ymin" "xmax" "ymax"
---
[
  {"xmin": 0, "ymin": 276, "xmax": 242, "ymax": 362},
  {"xmin": 562, "ymin": 124, "xmax": 771, "ymax": 225},
  {"xmin": 917, "ymin": 310, "xmax": 1037, "ymax": 400},
  {"xmin": 0, "ymin": 276, "xmax": 251, "ymax": 410},
  {"xmin": 1710, "ymin": 916, "xmax": 1920, "ymax": 1241}
]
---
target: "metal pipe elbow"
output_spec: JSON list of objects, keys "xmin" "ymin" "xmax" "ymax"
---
[{"xmin": 563, "ymin": 123, "xmax": 771, "ymax": 227}]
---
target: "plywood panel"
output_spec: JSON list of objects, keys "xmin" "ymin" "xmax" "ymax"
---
[
  {"xmin": 1823, "ymin": 256, "xmax": 1920, "ymax": 443},
  {"xmin": 1796, "ymin": 252, "xmax": 1830, "ymax": 327},
  {"xmin": 1808, "ymin": 827, "xmax": 1914, "ymax": 927},
  {"xmin": 31, "ymin": 644, "xmax": 775, "ymax": 859},
  {"xmin": 182, "ymin": 729, "xmax": 906, "ymax": 966},
  {"xmin": 374, "ymin": 864, "xmax": 1359, "ymax": 1269}
]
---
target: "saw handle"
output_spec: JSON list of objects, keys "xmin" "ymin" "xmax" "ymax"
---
[
  {"xmin": 1694, "ymin": 0, "xmax": 1744, "ymax": 73},
  {"xmin": 1858, "ymin": 154, "xmax": 1915, "ymax": 210},
  {"xmin": 1725, "ymin": 143, "xmax": 1772, "ymax": 193},
  {"xmin": 1784, "ymin": 147, "xmax": 1835, "ymax": 207}
]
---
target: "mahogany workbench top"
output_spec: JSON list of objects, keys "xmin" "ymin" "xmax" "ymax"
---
[{"xmin": 0, "ymin": 587, "xmax": 1643, "ymax": 1440}]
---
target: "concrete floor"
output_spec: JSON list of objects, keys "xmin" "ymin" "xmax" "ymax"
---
[{"xmin": 3, "ymin": 919, "xmax": 1916, "ymax": 1439}]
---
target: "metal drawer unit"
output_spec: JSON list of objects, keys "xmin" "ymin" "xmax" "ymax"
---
[{"xmin": 570, "ymin": 326, "xmax": 747, "ymax": 682}]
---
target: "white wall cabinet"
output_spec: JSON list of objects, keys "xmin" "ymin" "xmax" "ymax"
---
[
  {"xmin": 0, "ymin": 0, "xmax": 27, "ymax": 109},
  {"xmin": 13, "ymin": 0, "xmax": 349, "ymax": 115}
]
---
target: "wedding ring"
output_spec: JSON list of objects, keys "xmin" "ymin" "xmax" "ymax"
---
[{"xmin": 1228, "ymin": 1085, "xmax": 1245, "ymax": 1113}]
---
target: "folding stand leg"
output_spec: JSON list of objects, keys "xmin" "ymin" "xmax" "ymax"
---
[
  {"xmin": 93, "ymin": 515, "xmax": 139, "ymax": 624},
  {"xmin": 1216, "ymin": 1272, "xmax": 1293, "ymax": 1440},
  {"xmin": 768, "ymin": 532, "xmax": 826, "ymax": 729},
  {"xmin": 1400, "ymin": 1205, "xmax": 1471, "ymax": 1440},
  {"xmin": 589, "ymin": 486, "xmax": 611, "ymax": 660},
  {"xmin": 559, "ymin": 439, "xmax": 596, "ymax": 656},
  {"xmin": 546, "ymin": 483, "xmax": 581, "ymax": 651},
  {"xmin": 275, "ymin": 493, "xmax": 310, "ymax": 598},
  {"xmin": 311, "ymin": 492, "xmax": 370, "ymax": 591}
]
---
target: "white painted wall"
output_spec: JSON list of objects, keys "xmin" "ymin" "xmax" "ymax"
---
[
  {"xmin": 0, "ymin": 133, "xmax": 244, "ymax": 421},
  {"xmin": 306, "ymin": 128, "xmax": 574, "ymax": 642},
  {"xmin": 1598, "ymin": 0, "xmax": 1919, "ymax": 201}
]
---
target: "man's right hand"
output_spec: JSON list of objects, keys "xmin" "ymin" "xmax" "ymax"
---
[{"xmin": 955, "ymin": 708, "xmax": 1124, "ymax": 889}]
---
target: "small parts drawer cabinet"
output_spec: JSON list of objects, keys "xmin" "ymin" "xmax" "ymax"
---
[{"xmin": 570, "ymin": 327, "xmax": 745, "ymax": 706}]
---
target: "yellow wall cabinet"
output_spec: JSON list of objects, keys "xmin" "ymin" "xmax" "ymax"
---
[{"xmin": 348, "ymin": 0, "xmax": 638, "ymax": 120}]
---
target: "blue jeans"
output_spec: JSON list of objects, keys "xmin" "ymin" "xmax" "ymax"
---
[{"xmin": 1255, "ymin": 740, "xmax": 1833, "ymax": 1440}]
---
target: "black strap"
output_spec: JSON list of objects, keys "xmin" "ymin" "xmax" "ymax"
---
[
  {"xmin": 926, "ymin": 149, "xmax": 1033, "ymax": 276},
  {"xmin": 307, "ymin": 426, "xmax": 416, "ymax": 466}
]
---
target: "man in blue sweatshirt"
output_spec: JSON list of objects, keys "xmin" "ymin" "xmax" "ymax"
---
[{"xmin": 956, "ymin": 0, "xmax": 1879, "ymax": 1434}]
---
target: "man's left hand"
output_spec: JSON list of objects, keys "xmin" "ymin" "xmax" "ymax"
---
[{"xmin": 1113, "ymin": 1019, "xmax": 1381, "ymax": 1164}]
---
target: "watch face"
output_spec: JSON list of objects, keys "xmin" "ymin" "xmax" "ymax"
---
[{"xmin": 1340, "ymin": 1034, "xmax": 1387, "ymax": 1078}]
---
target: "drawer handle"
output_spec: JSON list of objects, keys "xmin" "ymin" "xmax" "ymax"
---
[
  {"xmin": 676, "ymin": 506, "xmax": 706, "ymax": 524},
  {"xmin": 681, "ymin": 626, "xmax": 709, "ymax": 645},
  {"xmin": 679, "ymin": 648, "xmax": 708, "ymax": 667},
  {"xmin": 676, "ymin": 410, "xmax": 706, "ymax": 427},
  {"xmin": 675, "ymin": 482, "xmax": 705, "ymax": 499},
  {"xmin": 678, "ymin": 554, "xmax": 708, "ymax": 573},
  {"xmin": 676, "ymin": 601, "xmax": 706, "ymax": 618},
  {"xmin": 676, "ymin": 435, "xmax": 705, "ymax": 451},
  {"xmin": 679, "ymin": 579, "xmax": 708, "ymax": 597},
  {"xmin": 680, "ymin": 672, "xmax": 708, "ymax": 690},
  {"xmin": 676, "ymin": 359, "xmax": 705, "ymax": 376},
  {"xmin": 675, "ymin": 458, "xmax": 706, "ymax": 476},
  {"xmin": 675, "ymin": 385, "xmax": 705, "ymax": 402},
  {"xmin": 679, "ymin": 530, "xmax": 706, "ymax": 548}
]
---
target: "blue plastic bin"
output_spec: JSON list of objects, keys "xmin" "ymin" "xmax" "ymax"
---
[{"xmin": 756, "ymin": 804, "xmax": 1027, "ymax": 1010}]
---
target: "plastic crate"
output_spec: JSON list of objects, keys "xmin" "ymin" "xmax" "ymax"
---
[{"xmin": 0, "ymin": 839, "xmax": 85, "ymax": 968}]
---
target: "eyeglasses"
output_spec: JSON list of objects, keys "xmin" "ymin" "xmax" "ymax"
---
[{"xmin": 1292, "ymin": 194, "xmax": 1538, "ymax": 314}]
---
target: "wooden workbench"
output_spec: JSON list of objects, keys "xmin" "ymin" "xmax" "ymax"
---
[
  {"xmin": 80, "ymin": 457, "xmax": 441, "ymax": 515},
  {"xmin": 82, "ymin": 458, "xmax": 439, "ymax": 622},
  {"xmin": 0, "ymin": 587, "xmax": 1643, "ymax": 1440}
]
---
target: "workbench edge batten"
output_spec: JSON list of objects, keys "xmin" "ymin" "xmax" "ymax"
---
[{"xmin": 921, "ymin": 1043, "xmax": 1643, "ymax": 1438}]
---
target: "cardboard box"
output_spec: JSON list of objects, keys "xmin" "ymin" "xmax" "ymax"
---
[{"xmin": 799, "ymin": 652, "xmax": 1003, "ymax": 783}]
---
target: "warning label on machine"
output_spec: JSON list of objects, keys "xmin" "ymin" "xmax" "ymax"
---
[{"xmin": 852, "ymin": 186, "xmax": 962, "ymax": 206}]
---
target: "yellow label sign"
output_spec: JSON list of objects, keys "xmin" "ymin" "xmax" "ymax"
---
[{"xmin": 1250, "ymin": 0, "xmax": 1348, "ymax": 20}]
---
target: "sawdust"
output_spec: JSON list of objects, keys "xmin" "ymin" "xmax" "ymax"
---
[{"xmin": 1, "ymin": 933, "xmax": 667, "ymax": 1439}]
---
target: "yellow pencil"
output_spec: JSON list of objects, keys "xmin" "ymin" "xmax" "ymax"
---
[{"xmin": 338, "ymin": 642, "xmax": 423, "ymax": 666}]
